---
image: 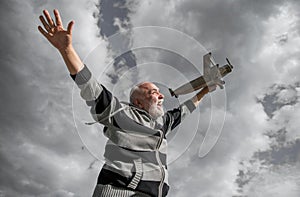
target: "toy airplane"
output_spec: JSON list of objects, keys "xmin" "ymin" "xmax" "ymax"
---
[{"xmin": 169, "ymin": 52, "xmax": 233, "ymax": 97}]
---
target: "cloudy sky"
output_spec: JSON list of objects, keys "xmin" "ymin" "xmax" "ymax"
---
[{"xmin": 1, "ymin": 0, "xmax": 300, "ymax": 196}]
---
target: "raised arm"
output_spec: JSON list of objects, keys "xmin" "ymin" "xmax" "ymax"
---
[
  {"xmin": 191, "ymin": 86, "xmax": 216, "ymax": 107},
  {"xmin": 38, "ymin": 9, "xmax": 83, "ymax": 74}
]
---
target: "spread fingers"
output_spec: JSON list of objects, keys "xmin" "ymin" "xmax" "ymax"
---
[
  {"xmin": 43, "ymin": 9, "xmax": 55, "ymax": 27},
  {"xmin": 39, "ymin": 15, "xmax": 51, "ymax": 32},
  {"xmin": 53, "ymin": 9, "xmax": 62, "ymax": 26}
]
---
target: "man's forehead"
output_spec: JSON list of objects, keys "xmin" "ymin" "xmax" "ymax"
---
[{"xmin": 139, "ymin": 82, "xmax": 159, "ymax": 91}]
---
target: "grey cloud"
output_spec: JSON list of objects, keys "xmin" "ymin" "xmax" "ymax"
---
[
  {"xmin": 236, "ymin": 82, "xmax": 300, "ymax": 195},
  {"xmin": 175, "ymin": 0, "xmax": 282, "ymax": 53},
  {"xmin": 126, "ymin": 0, "xmax": 300, "ymax": 196},
  {"xmin": 0, "ymin": 0, "xmax": 100, "ymax": 196},
  {"xmin": 98, "ymin": 0, "xmax": 131, "ymax": 37},
  {"xmin": 134, "ymin": 47, "xmax": 200, "ymax": 80},
  {"xmin": 236, "ymin": 138, "xmax": 300, "ymax": 195},
  {"xmin": 254, "ymin": 138, "xmax": 300, "ymax": 165},
  {"xmin": 1, "ymin": 0, "xmax": 300, "ymax": 196},
  {"xmin": 97, "ymin": 0, "xmax": 137, "ymax": 85},
  {"xmin": 257, "ymin": 84, "xmax": 298, "ymax": 118},
  {"xmin": 276, "ymin": 33, "xmax": 289, "ymax": 45}
]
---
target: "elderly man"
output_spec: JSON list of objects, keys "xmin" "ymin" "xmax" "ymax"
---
[{"xmin": 38, "ymin": 9, "xmax": 213, "ymax": 197}]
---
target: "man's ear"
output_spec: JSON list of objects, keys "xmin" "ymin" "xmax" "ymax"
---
[{"xmin": 133, "ymin": 99, "xmax": 143, "ymax": 109}]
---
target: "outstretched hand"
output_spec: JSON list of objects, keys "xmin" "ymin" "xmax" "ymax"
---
[
  {"xmin": 38, "ymin": 9, "xmax": 83, "ymax": 74},
  {"xmin": 38, "ymin": 9, "xmax": 74, "ymax": 52},
  {"xmin": 191, "ymin": 84, "xmax": 217, "ymax": 107}
]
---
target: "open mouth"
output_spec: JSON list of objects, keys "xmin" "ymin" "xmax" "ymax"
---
[{"xmin": 157, "ymin": 99, "xmax": 164, "ymax": 106}]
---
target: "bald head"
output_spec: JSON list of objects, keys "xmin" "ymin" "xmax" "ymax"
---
[
  {"xmin": 129, "ymin": 82, "xmax": 165, "ymax": 119},
  {"xmin": 130, "ymin": 82, "xmax": 153, "ymax": 102}
]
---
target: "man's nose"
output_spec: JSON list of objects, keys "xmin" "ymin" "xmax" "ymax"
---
[{"xmin": 158, "ymin": 93, "xmax": 164, "ymax": 99}]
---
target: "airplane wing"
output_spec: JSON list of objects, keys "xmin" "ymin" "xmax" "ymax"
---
[
  {"xmin": 169, "ymin": 52, "xmax": 233, "ymax": 97},
  {"xmin": 203, "ymin": 52, "xmax": 212, "ymax": 77}
]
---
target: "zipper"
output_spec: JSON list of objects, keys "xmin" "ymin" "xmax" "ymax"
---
[{"xmin": 156, "ymin": 129, "xmax": 165, "ymax": 197}]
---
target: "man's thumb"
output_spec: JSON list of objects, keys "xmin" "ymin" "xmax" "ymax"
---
[{"xmin": 67, "ymin": 20, "xmax": 74, "ymax": 34}]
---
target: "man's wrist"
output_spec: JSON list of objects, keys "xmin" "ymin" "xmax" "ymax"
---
[
  {"xmin": 70, "ymin": 64, "xmax": 92, "ymax": 85},
  {"xmin": 59, "ymin": 45, "xmax": 84, "ymax": 74},
  {"xmin": 59, "ymin": 45, "xmax": 74, "ymax": 55}
]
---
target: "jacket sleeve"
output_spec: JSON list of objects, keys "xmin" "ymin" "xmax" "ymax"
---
[
  {"xmin": 71, "ymin": 65, "xmax": 123, "ymax": 126},
  {"xmin": 164, "ymin": 99, "xmax": 196, "ymax": 133}
]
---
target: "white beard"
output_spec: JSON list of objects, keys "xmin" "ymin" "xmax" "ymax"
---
[{"xmin": 148, "ymin": 102, "xmax": 164, "ymax": 120}]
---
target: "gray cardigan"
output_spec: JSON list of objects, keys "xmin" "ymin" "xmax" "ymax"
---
[{"xmin": 71, "ymin": 65, "xmax": 196, "ymax": 197}]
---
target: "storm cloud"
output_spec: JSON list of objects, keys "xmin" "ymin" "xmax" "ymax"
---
[{"xmin": 0, "ymin": 0, "xmax": 299, "ymax": 196}]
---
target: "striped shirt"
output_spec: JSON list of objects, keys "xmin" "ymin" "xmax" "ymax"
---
[{"xmin": 72, "ymin": 65, "xmax": 196, "ymax": 197}]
